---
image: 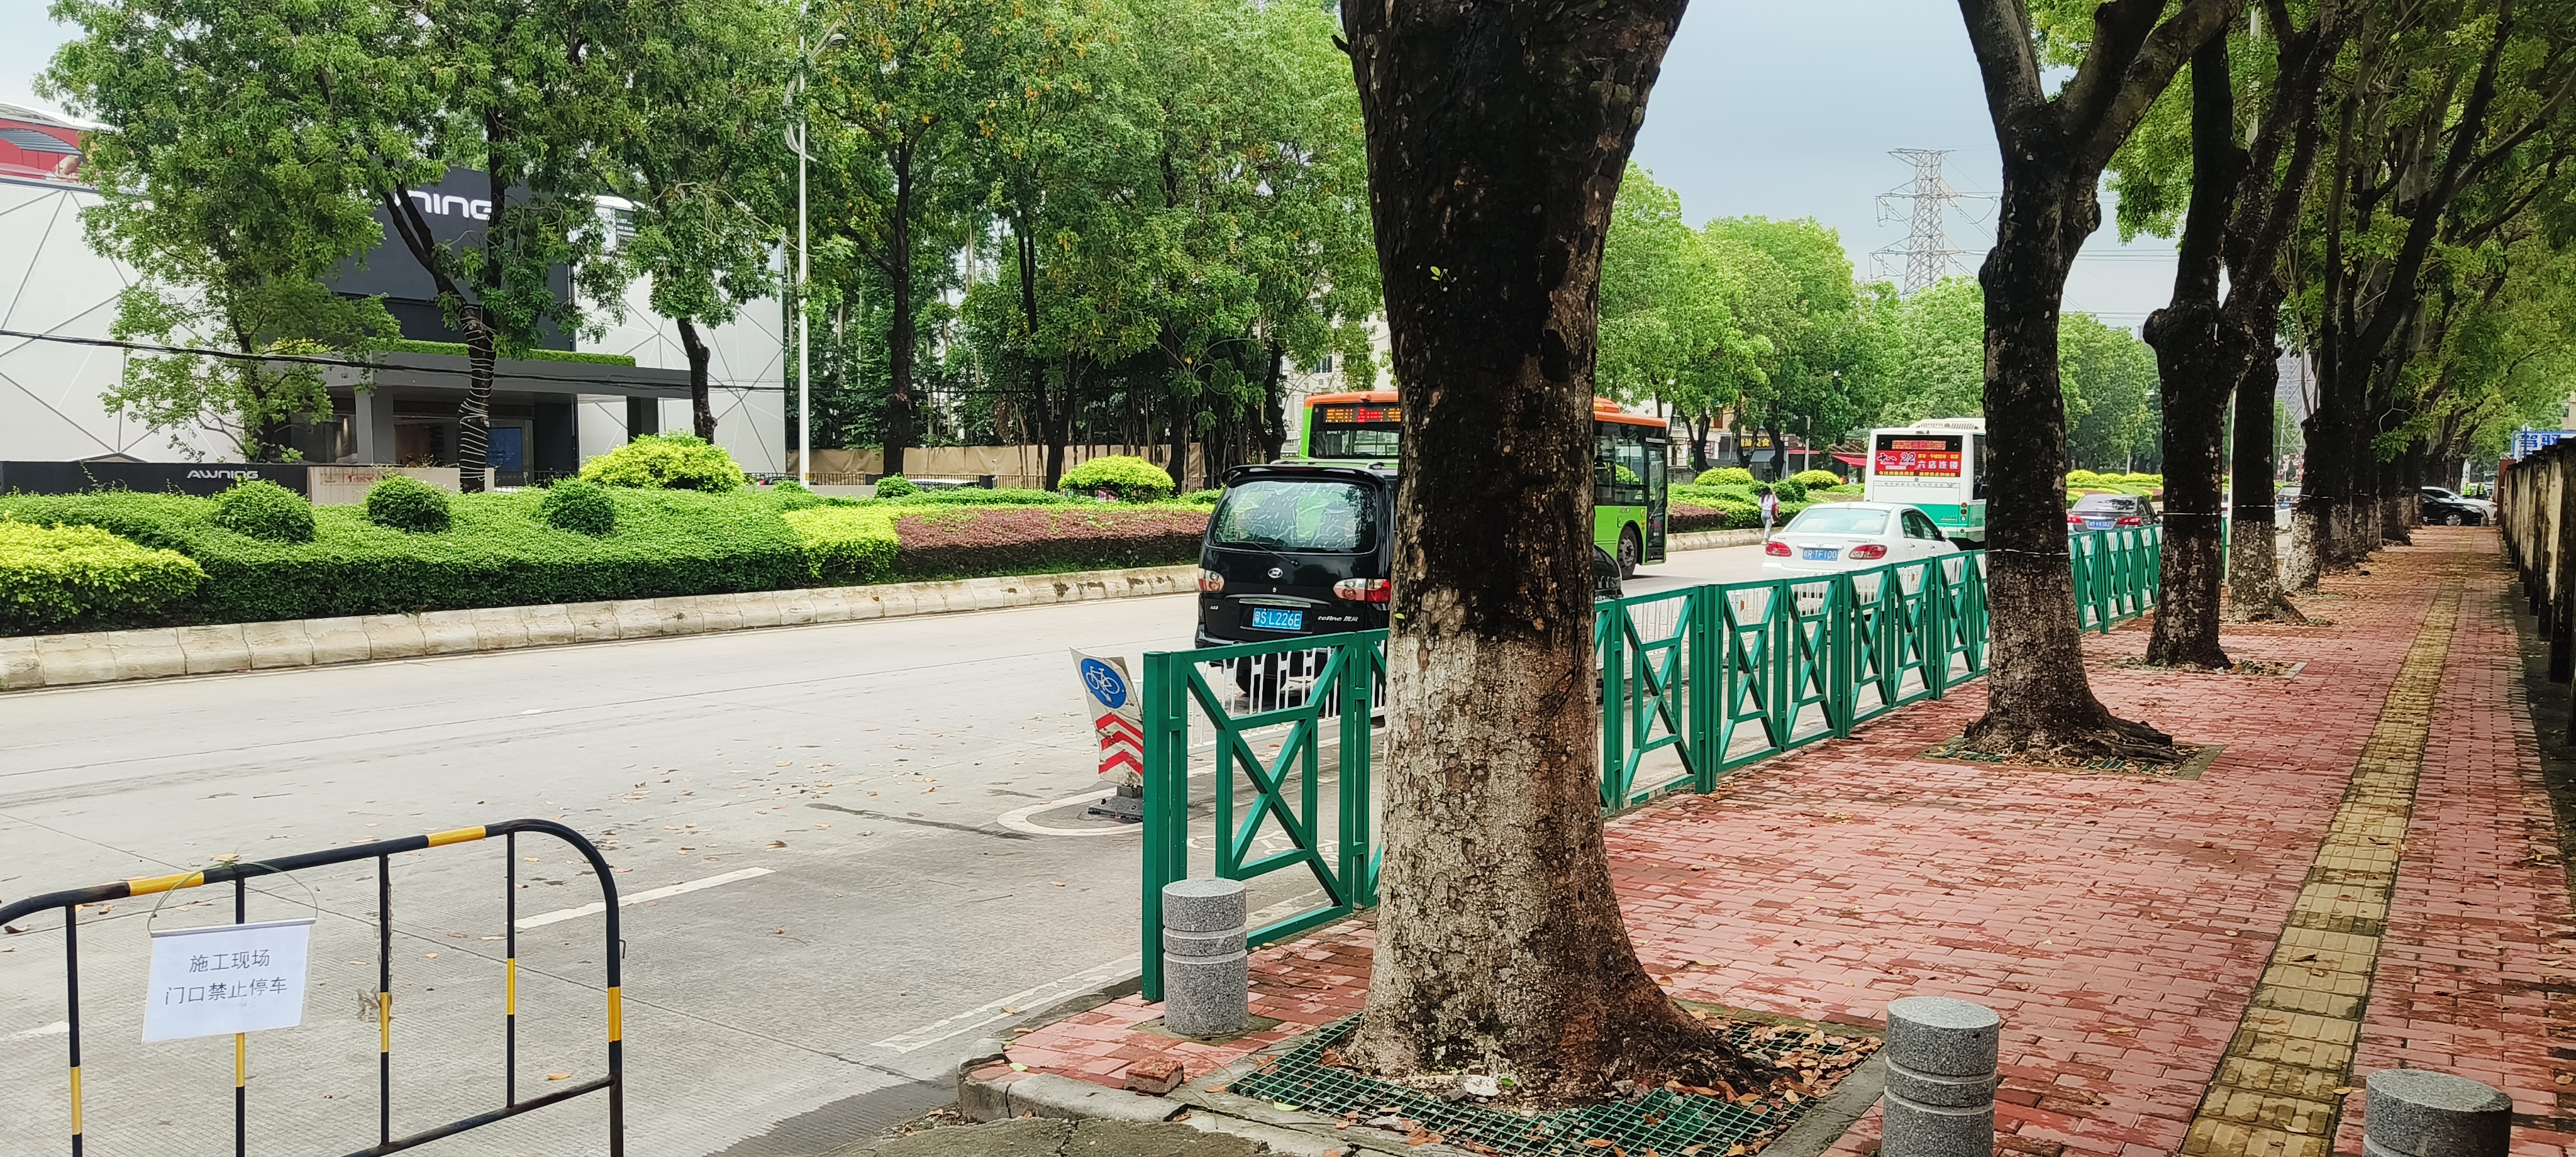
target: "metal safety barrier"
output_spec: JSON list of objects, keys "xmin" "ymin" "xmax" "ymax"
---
[
  {"xmin": 1138, "ymin": 529, "xmax": 2161, "ymax": 1000},
  {"xmin": 0, "ymin": 817, "xmax": 624, "ymax": 1157}
]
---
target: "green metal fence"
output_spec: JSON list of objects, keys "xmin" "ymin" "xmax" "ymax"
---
[{"xmin": 1139, "ymin": 528, "xmax": 2160, "ymax": 1000}]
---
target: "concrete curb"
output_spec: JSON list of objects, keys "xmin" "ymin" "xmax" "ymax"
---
[
  {"xmin": 1671, "ymin": 527, "xmax": 1768, "ymax": 551},
  {"xmin": 0, "ymin": 564, "xmax": 1199, "ymax": 694}
]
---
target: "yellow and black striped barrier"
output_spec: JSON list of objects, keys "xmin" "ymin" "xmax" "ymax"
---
[{"xmin": 0, "ymin": 817, "xmax": 625, "ymax": 1157}]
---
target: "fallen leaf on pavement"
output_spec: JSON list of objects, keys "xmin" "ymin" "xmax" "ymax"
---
[{"xmin": 546, "ymin": 1072, "xmax": 572, "ymax": 1081}]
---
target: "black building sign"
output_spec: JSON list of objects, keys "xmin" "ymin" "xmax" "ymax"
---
[{"xmin": 0, "ymin": 461, "xmax": 313, "ymax": 497}]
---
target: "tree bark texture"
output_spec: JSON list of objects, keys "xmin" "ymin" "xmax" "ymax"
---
[
  {"xmin": 1338, "ymin": 0, "xmax": 1771, "ymax": 1099},
  {"xmin": 2141, "ymin": 37, "xmax": 2243, "ymax": 670},
  {"xmin": 883, "ymin": 151, "xmax": 920, "ymax": 479},
  {"xmin": 677, "ymin": 315, "xmax": 718, "ymax": 440},
  {"xmin": 1954, "ymin": 0, "xmax": 2242, "ymax": 755}
]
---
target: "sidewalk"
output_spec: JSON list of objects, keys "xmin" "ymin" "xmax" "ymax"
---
[{"xmin": 985, "ymin": 529, "xmax": 2576, "ymax": 1157}]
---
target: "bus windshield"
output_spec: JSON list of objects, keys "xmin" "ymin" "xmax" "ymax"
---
[{"xmin": 1308, "ymin": 401, "xmax": 1401, "ymax": 459}]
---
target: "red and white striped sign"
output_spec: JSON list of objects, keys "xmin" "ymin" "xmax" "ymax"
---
[{"xmin": 1073, "ymin": 650, "xmax": 1143, "ymax": 785}]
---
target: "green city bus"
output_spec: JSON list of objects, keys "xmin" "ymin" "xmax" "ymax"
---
[{"xmin": 1298, "ymin": 390, "xmax": 1669, "ymax": 575}]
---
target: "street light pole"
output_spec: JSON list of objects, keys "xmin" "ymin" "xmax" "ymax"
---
[{"xmin": 796, "ymin": 30, "xmax": 810, "ymax": 488}]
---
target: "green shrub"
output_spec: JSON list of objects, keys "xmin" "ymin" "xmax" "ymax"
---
[
  {"xmin": 0, "ymin": 519, "xmax": 205, "ymax": 631},
  {"xmin": 540, "ymin": 479, "xmax": 618, "ymax": 536},
  {"xmin": 211, "ymin": 480, "xmax": 316, "ymax": 543},
  {"xmin": 874, "ymin": 475, "xmax": 919, "ymax": 499},
  {"xmin": 1790, "ymin": 468, "xmax": 1843, "ymax": 489},
  {"xmin": 367, "ymin": 475, "xmax": 453, "ymax": 533},
  {"xmin": 1058, "ymin": 455, "xmax": 1177, "ymax": 502},
  {"xmin": 1180, "ymin": 489, "xmax": 1225, "ymax": 505},
  {"xmin": 781, "ymin": 506, "xmax": 900, "ymax": 585},
  {"xmin": 1770, "ymin": 478, "xmax": 1807, "ymax": 502},
  {"xmin": 580, "ymin": 433, "xmax": 747, "ymax": 492},
  {"xmin": 1696, "ymin": 467, "xmax": 1755, "ymax": 486},
  {"xmin": 770, "ymin": 478, "xmax": 814, "ymax": 497},
  {"xmin": 0, "ymin": 489, "xmax": 802, "ymax": 627}
]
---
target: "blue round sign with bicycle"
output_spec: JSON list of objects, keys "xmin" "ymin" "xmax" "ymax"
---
[{"xmin": 1080, "ymin": 657, "xmax": 1128, "ymax": 710}]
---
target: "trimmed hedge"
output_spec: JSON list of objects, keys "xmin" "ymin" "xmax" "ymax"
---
[
  {"xmin": 540, "ymin": 479, "xmax": 618, "ymax": 536},
  {"xmin": 780, "ymin": 505, "xmax": 899, "ymax": 585},
  {"xmin": 213, "ymin": 480, "xmax": 316, "ymax": 543},
  {"xmin": 380, "ymin": 338, "xmax": 639, "ymax": 367},
  {"xmin": 1670, "ymin": 504, "xmax": 1736, "ymax": 533},
  {"xmin": 1058, "ymin": 455, "xmax": 1177, "ymax": 502},
  {"xmin": 873, "ymin": 475, "xmax": 919, "ymax": 499},
  {"xmin": 0, "ymin": 489, "xmax": 802, "ymax": 626},
  {"xmin": 1695, "ymin": 467, "xmax": 1755, "ymax": 486},
  {"xmin": 367, "ymin": 475, "xmax": 453, "ymax": 533},
  {"xmin": 893, "ymin": 506, "xmax": 1207, "ymax": 579},
  {"xmin": 1789, "ymin": 468, "xmax": 1843, "ymax": 489},
  {"xmin": 581, "ymin": 433, "xmax": 747, "ymax": 492},
  {"xmin": 891, "ymin": 487, "xmax": 1072, "ymax": 507},
  {"xmin": 0, "ymin": 519, "xmax": 205, "ymax": 631}
]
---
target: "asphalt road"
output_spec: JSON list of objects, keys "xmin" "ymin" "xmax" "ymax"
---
[{"xmin": 0, "ymin": 544, "xmax": 1775, "ymax": 1157}]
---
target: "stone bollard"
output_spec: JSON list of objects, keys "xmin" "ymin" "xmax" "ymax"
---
[
  {"xmin": 1881, "ymin": 996, "xmax": 2001, "ymax": 1157},
  {"xmin": 2362, "ymin": 1068, "xmax": 2512, "ymax": 1157},
  {"xmin": 1161, "ymin": 878, "xmax": 1248, "ymax": 1037}
]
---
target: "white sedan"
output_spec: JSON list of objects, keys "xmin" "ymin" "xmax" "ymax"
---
[{"xmin": 1761, "ymin": 501, "xmax": 1960, "ymax": 577}]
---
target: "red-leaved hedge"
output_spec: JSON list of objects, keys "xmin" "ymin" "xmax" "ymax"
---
[
  {"xmin": 894, "ymin": 506, "xmax": 1209, "ymax": 579},
  {"xmin": 1670, "ymin": 503, "xmax": 1736, "ymax": 533}
]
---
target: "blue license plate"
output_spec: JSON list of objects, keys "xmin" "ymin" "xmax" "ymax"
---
[
  {"xmin": 1248, "ymin": 607, "xmax": 1304, "ymax": 631},
  {"xmin": 1802, "ymin": 548, "xmax": 1838, "ymax": 562},
  {"xmin": 2084, "ymin": 518, "xmax": 2115, "ymax": 529}
]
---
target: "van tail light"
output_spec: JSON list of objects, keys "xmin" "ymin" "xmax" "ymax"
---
[
  {"xmin": 2116, "ymin": 515, "xmax": 2143, "ymax": 528},
  {"xmin": 1764, "ymin": 540, "xmax": 1791, "ymax": 557},
  {"xmin": 1333, "ymin": 578, "xmax": 1392, "ymax": 603},
  {"xmin": 1197, "ymin": 568, "xmax": 1224, "ymax": 593},
  {"xmin": 1848, "ymin": 544, "xmax": 1887, "ymax": 560}
]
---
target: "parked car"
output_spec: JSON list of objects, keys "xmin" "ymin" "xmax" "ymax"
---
[
  {"xmin": 1194, "ymin": 462, "xmax": 1396, "ymax": 651},
  {"xmin": 2065, "ymin": 492, "xmax": 2158, "ymax": 531},
  {"xmin": 1761, "ymin": 502, "xmax": 1959, "ymax": 577},
  {"xmin": 2419, "ymin": 486, "xmax": 2494, "ymax": 523},
  {"xmin": 2419, "ymin": 492, "xmax": 2487, "ymax": 526},
  {"xmin": 1593, "ymin": 545, "xmax": 1624, "ymax": 601}
]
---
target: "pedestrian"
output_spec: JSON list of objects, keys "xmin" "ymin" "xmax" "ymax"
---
[{"xmin": 1758, "ymin": 484, "xmax": 1779, "ymax": 536}]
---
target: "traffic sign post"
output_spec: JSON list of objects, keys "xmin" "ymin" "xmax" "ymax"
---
[{"xmin": 1074, "ymin": 650, "xmax": 1145, "ymax": 822}]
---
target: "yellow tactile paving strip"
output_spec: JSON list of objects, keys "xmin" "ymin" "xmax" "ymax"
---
[{"xmin": 2180, "ymin": 574, "xmax": 2462, "ymax": 1157}]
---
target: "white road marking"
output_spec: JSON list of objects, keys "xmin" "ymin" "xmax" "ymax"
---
[
  {"xmin": 13, "ymin": 1021, "xmax": 69, "ymax": 1038},
  {"xmin": 996, "ymin": 792, "xmax": 1143, "ymax": 837},
  {"xmin": 869, "ymin": 954, "xmax": 1142, "ymax": 1053},
  {"xmin": 515, "ymin": 866, "xmax": 774, "ymax": 929}
]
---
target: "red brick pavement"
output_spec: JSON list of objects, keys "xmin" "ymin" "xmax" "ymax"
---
[{"xmin": 992, "ymin": 531, "xmax": 2573, "ymax": 1157}]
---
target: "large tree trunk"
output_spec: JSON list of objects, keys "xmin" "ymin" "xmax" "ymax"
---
[
  {"xmin": 1260, "ymin": 341, "xmax": 1288, "ymax": 463},
  {"xmin": 1338, "ymin": 0, "xmax": 1767, "ymax": 1099},
  {"xmin": 1970, "ymin": 158, "xmax": 2174, "ymax": 754},
  {"xmin": 677, "ymin": 316, "xmax": 717, "ymax": 440},
  {"xmin": 458, "ymin": 316, "xmax": 495, "ymax": 493},
  {"xmin": 2141, "ymin": 38, "xmax": 2241, "ymax": 670},
  {"xmin": 2226, "ymin": 351, "xmax": 2304, "ymax": 622}
]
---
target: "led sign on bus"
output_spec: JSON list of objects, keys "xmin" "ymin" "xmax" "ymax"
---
[
  {"xmin": 1874, "ymin": 435, "xmax": 1962, "ymax": 478},
  {"xmin": 1318, "ymin": 405, "xmax": 1401, "ymax": 424}
]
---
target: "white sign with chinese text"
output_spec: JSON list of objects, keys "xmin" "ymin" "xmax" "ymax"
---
[{"xmin": 142, "ymin": 917, "xmax": 315, "ymax": 1042}]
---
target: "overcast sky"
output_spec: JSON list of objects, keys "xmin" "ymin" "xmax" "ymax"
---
[{"xmin": 0, "ymin": 0, "xmax": 2178, "ymax": 323}]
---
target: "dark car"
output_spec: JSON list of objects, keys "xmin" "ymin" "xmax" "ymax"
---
[
  {"xmin": 1196, "ymin": 463, "xmax": 1398, "ymax": 651},
  {"xmin": 2419, "ymin": 492, "xmax": 2487, "ymax": 526},
  {"xmin": 2065, "ymin": 492, "xmax": 2158, "ymax": 531}
]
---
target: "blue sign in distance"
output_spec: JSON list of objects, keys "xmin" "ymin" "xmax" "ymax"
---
[{"xmin": 1080, "ymin": 658, "xmax": 1128, "ymax": 710}]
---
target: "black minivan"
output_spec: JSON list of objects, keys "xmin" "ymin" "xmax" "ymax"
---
[{"xmin": 1195, "ymin": 462, "xmax": 1397, "ymax": 649}]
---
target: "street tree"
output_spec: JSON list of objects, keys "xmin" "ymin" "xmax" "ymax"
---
[
  {"xmin": 1338, "ymin": 0, "xmax": 1769, "ymax": 1095},
  {"xmin": 597, "ymin": 0, "xmax": 789, "ymax": 440},
  {"xmin": 2112, "ymin": 1, "xmax": 2347, "ymax": 647},
  {"xmin": 809, "ymin": 0, "xmax": 1008, "ymax": 476},
  {"xmin": 46, "ymin": 0, "xmax": 399, "ymax": 461},
  {"xmin": 1953, "ymin": 0, "xmax": 2243, "ymax": 756}
]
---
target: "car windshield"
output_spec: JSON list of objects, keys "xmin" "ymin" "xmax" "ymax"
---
[
  {"xmin": 1211, "ymin": 480, "xmax": 1379, "ymax": 553},
  {"xmin": 1785, "ymin": 507, "xmax": 1887, "ymax": 536},
  {"xmin": 2070, "ymin": 495, "xmax": 2135, "ymax": 512}
]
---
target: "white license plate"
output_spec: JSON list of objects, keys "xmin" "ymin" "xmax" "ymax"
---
[
  {"xmin": 1802, "ymin": 548, "xmax": 1838, "ymax": 562},
  {"xmin": 1248, "ymin": 607, "xmax": 1304, "ymax": 631}
]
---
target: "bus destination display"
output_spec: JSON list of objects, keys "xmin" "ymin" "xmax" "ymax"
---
[
  {"xmin": 1317, "ymin": 405, "xmax": 1399, "ymax": 424},
  {"xmin": 1874, "ymin": 435, "xmax": 1962, "ymax": 477}
]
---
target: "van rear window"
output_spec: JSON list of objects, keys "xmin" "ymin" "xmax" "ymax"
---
[{"xmin": 1212, "ymin": 480, "xmax": 1378, "ymax": 554}]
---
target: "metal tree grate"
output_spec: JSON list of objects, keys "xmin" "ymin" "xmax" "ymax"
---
[{"xmin": 1226, "ymin": 1017, "xmax": 1871, "ymax": 1156}]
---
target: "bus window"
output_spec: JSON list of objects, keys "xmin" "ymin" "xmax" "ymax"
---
[{"xmin": 1972, "ymin": 435, "xmax": 1988, "ymax": 500}]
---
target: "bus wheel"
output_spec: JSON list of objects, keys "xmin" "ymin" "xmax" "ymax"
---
[{"xmin": 1618, "ymin": 528, "xmax": 1641, "ymax": 579}]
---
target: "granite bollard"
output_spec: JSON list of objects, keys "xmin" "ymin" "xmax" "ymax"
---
[
  {"xmin": 1881, "ymin": 995, "xmax": 2001, "ymax": 1157},
  {"xmin": 2362, "ymin": 1068, "xmax": 2512, "ymax": 1157},
  {"xmin": 1161, "ymin": 878, "xmax": 1248, "ymax": 1037}
]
